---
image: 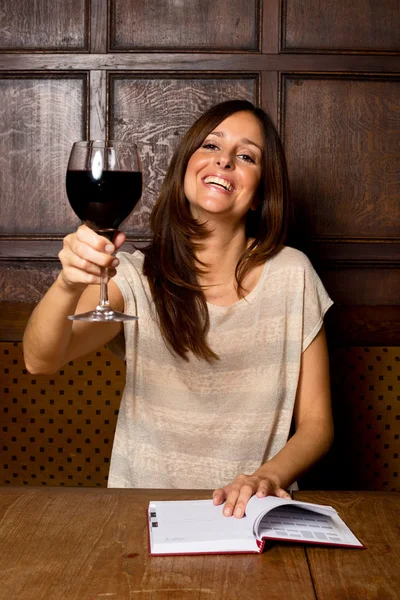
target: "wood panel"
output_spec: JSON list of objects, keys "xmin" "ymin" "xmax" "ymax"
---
[
  {"xmin": 0, "ymin": 74, "xmax": 88, "ymax": 236},
  {"xmin": 282, "ymin": 0, "xmax": 400, "ymax": 53},
  {"xmin": 0, "ymin": 0, "xmax": 89, "ymax": 51},
  {"xmin": 1, "ymin": 54, "xmax": 400, "ymax": 72},
  {"xmin": 0, "ymin": 263, "xmax": 60, "ymax": 303},
  {"xmin": 110, "ymin": 0, "xmax": 259, "ymax": 51},
  {"xmin": 109, "ymin": 75, "xmax": 258, "ymax": 234},
  {"xmin": 282, "ymin": 75, "xmax": 400, "ymax": 245},
  {"xmin": 325, "ymin": 306, "xmax": 400, "ymax": 347},
  {"xmin": 320, "ymin": 267, "xmax": 400, "ymax": 307}
]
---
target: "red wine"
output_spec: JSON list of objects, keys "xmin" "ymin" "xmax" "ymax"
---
[{"xmin": 66, "ymin": 170, "xmax": 142, "ymax": 238}]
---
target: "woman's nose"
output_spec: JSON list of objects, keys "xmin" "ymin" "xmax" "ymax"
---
[{"xmin": 216, "ymin": 154, "xmax": 232, "ymax": 169}]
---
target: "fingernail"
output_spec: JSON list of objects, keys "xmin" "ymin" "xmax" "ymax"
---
[
  {"xmin": 105, "ymin": 244, "xmax": 114, "ymax": 253},
  {"xmin": 234, "ymin": 508, "xmax": 243, "ymax": 518},
  {"xmin": 223, "ymin": 507, "xmax": 232, "ymax": 516},
  {"xmin": 111, "ymin": 258, "xmax": 119, "ymax": 267}
]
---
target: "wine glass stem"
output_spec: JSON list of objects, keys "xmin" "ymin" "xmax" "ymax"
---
[{"xmin": 98, "ymin": 268, "xmax": 110, "ymax": 310}]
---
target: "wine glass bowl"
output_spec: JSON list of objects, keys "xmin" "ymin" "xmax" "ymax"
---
[{"xmin": 65, "ymin": 140, "xmax": 142, "ymax": 322}]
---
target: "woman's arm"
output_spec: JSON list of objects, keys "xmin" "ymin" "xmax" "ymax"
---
[
  {"xmin": 23, "ymin": 225, "xmax": 126, "ymax": 375},
  {"xmin": 213, "ymin": 325, "xmax": 334, "ymax": 517}
]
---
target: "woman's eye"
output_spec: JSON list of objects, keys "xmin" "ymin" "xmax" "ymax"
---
[
  {"xmin": 238, "ymin": 154, "xmax": 255, "ymax": 163},
  {"xmin": 202, "ymin": 143, "xmax": 219, "ymax": 150}
]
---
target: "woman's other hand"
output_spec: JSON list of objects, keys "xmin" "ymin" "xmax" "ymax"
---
[
  {"xmin": 58, "ymin": 224, "xmax": 126, "ymax": 291},
  {"xmin": 212, "ymin": 472, "xmax": 291, "ymax": 518}
]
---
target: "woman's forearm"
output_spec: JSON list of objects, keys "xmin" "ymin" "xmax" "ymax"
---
[
  {"xmin": 23, "ymin": 273, "xmax": 85, "ymax": 374},
  {"xmin": 254, "ymin": 417, "xmax": 334, "ymax": 490}
]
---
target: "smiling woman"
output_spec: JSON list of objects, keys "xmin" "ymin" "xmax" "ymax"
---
[
  {"xmin": 184, "ymin": 111, "xmax": 264, "ymax": 222},
  {"xmin": 23, "ymin": 100, "xmax": 334, "ymax": 521},
  {"xmin": 143, "ymin": 100, "xmax": 290, "ymax": 360}
]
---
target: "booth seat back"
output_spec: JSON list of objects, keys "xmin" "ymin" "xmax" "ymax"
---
[
  {"xmin": 1, "ymin": 342, "xmax": 124, "ymax": 487},
  {"xmin": 329, "ymin": 346, "xmax": 399, "ymax": 492},
  {"xmin": 1, "ymin": 342, "xmax": 399, "ymax": 491}
]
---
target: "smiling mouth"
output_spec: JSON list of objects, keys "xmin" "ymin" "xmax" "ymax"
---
[{"xmin": 203, "ymin": 176, "xmax": 234, "ymax": 192}]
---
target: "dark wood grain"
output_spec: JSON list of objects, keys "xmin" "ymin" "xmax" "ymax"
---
[
  {"xmin": 110, "ymin": 0, "xmax": 259, "ymax": 51},
  {"xmin": 325, "ymin": 305, "xmax": 400, "ymax": 346},
  {"xmin": 0, "ymin": 263, "xmax": 60, "ymax": 302},
  {"xmin": 294, "ymin": 491, "xmax": 400, "ymax": 600},
  {"xmin": 90, "ymin": 0, "xmax": 108, "ymax": 53},
  {"xmin": 307, "ymin": 239, "xmax": 400, "ymax": 267},
  {"xmin": 319, "ymin": 268, "xmax": 400, "ymax": 306},
  {"xmin": 0, "ymin": 487, "xmax": 316, "ymax": 600},
  {"xmin": 0, "ymin": 301, "xmax": 35, "ymax": 340},
  {"xmin": 261, "ymin": 71, "xmax": 279, "ymax": 126},
  {"xmin": 282, "ymin": 75, "xmax": 400, "ymax": 240},
  {"xmin": 283, "ymin": 0, "xmax": 400, "ymax": 53},
  {"xmin": 89, "ymin": 70, "xmax": 106, "ymax": 139},
  {"xmin": 262, "ymin": 0, "xmax": 279, "ymax": 53},
  {"xmin": 0, "ymin": 74, "xmax": 87, "ymax": 235},
  {"xmin": 109, "ymin": 75, "xmax": 257, "ymax": 233},
  {"xmin": 0, "ymin": 0, "xmax": 89, "ymax": 51},
  {"xmin": 1, "ymin": 53, "xmax": 400, "ymax": 72}
]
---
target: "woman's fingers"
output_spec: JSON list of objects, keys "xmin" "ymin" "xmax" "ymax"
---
[
  {"xmin": 212, "ymin": 488, "xmax": 226, "ymax": 506},
  {"xmin": 227, "ymin": 483, "xmax": 255, "ymax": 518},
  {"xmin": 60, "ymin": 265, "xmax": 117, "ymax": 286},
  {"xmin": 58, "ymin": 225, "xmax": 122, "ymax": 287},
  {"xmin": 256, "ymin": 480, "xmax": 291, "ymax": 499},
  {"xmin": 112, "ymin": 230, "xmax": 126, "ymax": 249},
  {"xmin": 275, "ymin": 487, "xmax": 292, "ymax": 500},
  {"xmin": 213, "ymin": 474, "xmax": 292, "ymax": 519},
  {"xmin": 69, "ymin": 230, "xmax": 117, "ymax": 268}
]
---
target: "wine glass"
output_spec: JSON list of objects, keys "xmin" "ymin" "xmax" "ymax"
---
[{"xmin": 65, "ymin": 140, "xmax": 142, "ymax": 322}]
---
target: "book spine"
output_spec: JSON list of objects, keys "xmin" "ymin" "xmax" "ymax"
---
[{"xmin": 256, "ymin": 539, "xmax": 265, "ymax": 553}]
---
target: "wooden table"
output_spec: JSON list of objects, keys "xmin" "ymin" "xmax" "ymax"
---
[
  {"xmin": 296, "ymin": 490, "xmax": 400, "ymax": 600},
  {"xmin": 0, "ymin": 487, "xmax": 398, "ymax": 600}
]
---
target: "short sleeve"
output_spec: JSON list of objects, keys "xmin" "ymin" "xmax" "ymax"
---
[{"xmin": 301, "ymin": 257, "xmax": 333, "ymax": 352}]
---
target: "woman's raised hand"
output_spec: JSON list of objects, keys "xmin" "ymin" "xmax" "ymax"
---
[
  {"xmin": 58, "ymin": 225, "xmax": 126, "ymax": 291},
  {"xmin": 212, "ymin": 472, "xmax": 291, "ymax": 519}
]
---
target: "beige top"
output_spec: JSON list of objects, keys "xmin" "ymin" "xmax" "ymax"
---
[{"xmin": 108, "ymin": 246, "xmax": 333, "ymax": 489}]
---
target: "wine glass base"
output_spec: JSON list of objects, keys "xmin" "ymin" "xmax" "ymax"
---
[{"xmin": 68, "ymin": 309, "xmax": 138, "ymax": 322}]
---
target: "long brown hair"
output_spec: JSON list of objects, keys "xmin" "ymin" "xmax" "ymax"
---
[{"xmin": 143, "ymin": 100, "xmax": 289, "ymax": 361}]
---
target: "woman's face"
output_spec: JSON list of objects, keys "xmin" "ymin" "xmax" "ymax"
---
[{"xmin": 183, "ymin": 111, "xmax": 264, "ymax": 225}]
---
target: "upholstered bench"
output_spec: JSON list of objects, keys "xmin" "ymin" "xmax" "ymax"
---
[
  {"xmin": 1, "ymin": 343, "xmax": 125, "ymax": 487},
  {"xmin": 1, "ymin": 342, "xmax": 399, "ymax": 491}
]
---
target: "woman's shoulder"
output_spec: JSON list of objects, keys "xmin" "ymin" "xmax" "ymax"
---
[
  {"xmin": 114, "ymin": 249, "xmax": 146, "ymax": 283},
  {"xmin": 116, "ymin": 249, "xmax": 145, "ymax": 269},
  {"xmin": 269, "ymin": 245, "xmax": 314, "ymax": 273}
]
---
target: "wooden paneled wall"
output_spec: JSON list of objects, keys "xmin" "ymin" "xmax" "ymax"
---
[{"xmin": 0, "ymin": 0, "xmax": 399, "ymax": 487}]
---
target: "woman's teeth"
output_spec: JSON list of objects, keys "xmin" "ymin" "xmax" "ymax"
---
[{"xmin": 203, "ymin": 176, "xmax": 233, "ymax": 191}]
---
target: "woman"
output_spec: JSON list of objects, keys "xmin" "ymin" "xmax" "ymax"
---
[{"xmin": 23, "ymin": 100, "xmax": 334, "ymax": 519}]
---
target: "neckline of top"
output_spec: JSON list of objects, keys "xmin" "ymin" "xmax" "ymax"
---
[
  {"xmin": 133, "ymin": 249, "xmax": 276, "ymax": 311},
  {"xmin": 206, "ymin": 257, "xmax": 272, "ymax": 311}
]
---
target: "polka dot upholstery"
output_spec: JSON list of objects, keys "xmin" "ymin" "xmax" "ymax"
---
[
  {"xmin": 1, "ymin": 342, "xmax": 125, "ymax": 487},
  {"xmin": 330, "ymin": 347, "xmax": 399, "ymax": 492},
  {"xmin": 1, "ymin": 342, "xmax": 399, "ymax": 490}
]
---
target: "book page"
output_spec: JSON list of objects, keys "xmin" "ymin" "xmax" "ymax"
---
[
  {"xmin": 246, "ymin": 495, "xmax": 337, "ymax": 536},
  {"xmin": 258, "ymin": 505, "xmax": 363, "ymax": 547},
  {"xmin": 149, "ymin": 500, "xmax": 257, "ymax": 553}
]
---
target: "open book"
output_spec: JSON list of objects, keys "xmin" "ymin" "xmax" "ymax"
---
[{"xmin": 148, "ymin": 496, "xmax": 364, "ymax": 555}]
